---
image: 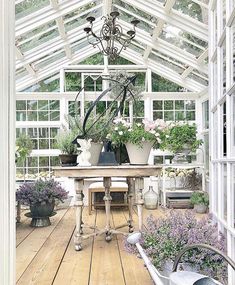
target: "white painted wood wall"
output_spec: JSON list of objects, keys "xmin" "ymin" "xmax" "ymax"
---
[{"xmin": 0, "ymin": 0, "xmax": 15, "ymax": 284}]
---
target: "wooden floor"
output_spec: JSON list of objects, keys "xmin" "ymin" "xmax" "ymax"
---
[{"xmin": 16, "ymin": 206, "xmax": 166, "ymax": 285}]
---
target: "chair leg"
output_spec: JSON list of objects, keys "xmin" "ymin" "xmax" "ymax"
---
[{"xmin": 88, "ymin": 190, "xmax": 92, "ymax": 215}]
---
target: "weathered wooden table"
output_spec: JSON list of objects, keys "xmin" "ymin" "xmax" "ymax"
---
[{"xmin": 54, "ymin": 165, "xmax": 161, "ymax": 251}]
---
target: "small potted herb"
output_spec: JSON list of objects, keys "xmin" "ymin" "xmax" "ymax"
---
[
  {"xmin": 190, "ymin": 191, "xmax": 209, "ymax": 213},
  {"xmin": 55, "ymin": 130, "xmax": 78, "ymax": 166},
  {"xmin": 16, "ymin": 179, "xmax": 68, "ymax": 227}
]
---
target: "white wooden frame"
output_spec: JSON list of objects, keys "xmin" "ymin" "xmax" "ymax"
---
[
  {"xmin": 209, "ymin": 0, "xmax": 235, "ymax": 283},
  {"xmin": 0, "ymin": 0, "xmax": 15, "ymax": 283}
]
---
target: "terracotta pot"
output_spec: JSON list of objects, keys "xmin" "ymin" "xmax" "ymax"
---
[{"xmin": 125, "ymin": 142, "xmax": 153, "ymax": 165}]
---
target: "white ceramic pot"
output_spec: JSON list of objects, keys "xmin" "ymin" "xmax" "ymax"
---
[
  {"xmin": 125, "ymin": 142, "xmax": 153, "ymax": 165},
  {"xmin": 89, "ymin": 142, "xmax": 103, "ymax": 165}
]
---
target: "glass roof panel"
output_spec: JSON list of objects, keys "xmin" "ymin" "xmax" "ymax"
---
[
  {"xmin": 16, "ymin": 67, "xmax": 28, "ymax": 81},
  {"xmin": 64, "ymin": 7, "xmax": 102, "ymax": 32},
  {"xmin": 172, "ymin": 0, "xmax": 208, "ymax": 24},
  {"xmin": 22, "ymin": 73, "xmax": 60, "ymax": 92},
  {"xmin": 15, "ymin": 0, "xmax": 50, "ymax": 21},
  {"xmin": 71, "ymin": 38, "xmax": 89, "ymax": 53},
  {"xmin": 188, "ymin": 72, "xmax": 208, "ymax": 85},
  {"xmin": 113, "ymin": 5, "xmax": 155, "ymax": 33},
  {"xmin": 16, "ymin": 20, "xmax": 59, "ymax": 53},
  {"xmin": 159, "ymin": 24, "xmax": 207, "ymax": 57},
  {"xmin": 113, "ymin": 0, "xmax": 157, "ymax": 30},
  {"xmin": 32, "ymin": 50, "xmax": 66, "ymax": 70},
  {"xmin": 149, "ymin": 50, "xmax": 186, "ymax": 74}
]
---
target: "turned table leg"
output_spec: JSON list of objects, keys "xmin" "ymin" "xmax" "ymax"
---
[
  {"xmin": 126, "ymin": 177, "xmax": 134, "ymax": 233},
  {"xmin": 74, "ymin": 179, "xmax": 84, "ymax": 251},
  {"xmin": 135, "ymin": 177, "xmax": 144, "ymax": 231},
  {"xmin": 103, "ymin": 177, "xmax": 112, "ymax": 242}
]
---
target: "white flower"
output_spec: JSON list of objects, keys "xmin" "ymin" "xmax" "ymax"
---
[
  {"xmin": 149, "ymin": 129, "xmax": 156, "ymax": 134},
  {"xmin": 114, "ymin": 127, "xmax": 118, "ymax": 131},
  {"xmin": 119, "ymin": 131, "xmax": 123, "ymax": 135},
  {"xmin": 169, "ymin": 172, "xmax": 175, "ymax": 178},
  {"xmin": 154, "ymin": 132, "xmax": 160, "ymax": 137},
  {"xmin": 128, "ymin": 128, "xmax": 132, "ymax": 132},
  {"xmin": 178, "ymin": 172, "xmax": 185, "ymax": 177},
  {"xmin": 157, "ymin": 138, "xmax": 162, "ymax": 143},
  {"xmin": 106, "ymin": 134, "xmax": 111, "ymax": 138},
  {"xmin": 136, "ymin": 123, "xmax": 141, "ymax": 127},
  {"xmin": 166, "ymin": 135, "xmax": 170, "ymax": 138},
  {"xmin": 142, "ymin": 137, "xmax": 146, "ymax": 142}
]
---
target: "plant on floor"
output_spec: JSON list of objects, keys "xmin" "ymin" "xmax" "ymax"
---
[
  {"xmin": 125, "ymin": 210, "xmax": 227, "ymax": 284},
  {"xmin": 190, "ymin": 191, "xmax": 209, "ymax": 213},
  {"xmin": 16, "ymin": 179, "xmax": 68, "ymax": 227}
]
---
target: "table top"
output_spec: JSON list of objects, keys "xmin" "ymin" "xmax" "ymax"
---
[{"xmin": 53, "ymin": 164, "xmax": 162, "ymax": 178}]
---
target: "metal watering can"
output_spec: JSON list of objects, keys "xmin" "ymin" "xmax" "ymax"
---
[{"xmin": 127, "ymin": 233, "xmax": 235, "ymax": 285}]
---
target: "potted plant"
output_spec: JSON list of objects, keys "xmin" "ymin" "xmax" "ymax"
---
[
  {"xmin": 55, "ymin": 130, "xmax": 78, "ymax": 166},
  {"xmin": 125, "ymin": 210, "xmax": 227, "ymax": 284},
  {"xmin": 161, "ymin": 122, "xmax": 203, "ymax": 163},
  {"xmin": 16, "ymin": 179, "xmax": 68, "ymax": 227},
  {"xmin": 107, "ymin": 118, "xmax": 167, "ymax": 164},
  {"xmin": 66, "ymin": 114, "xmax": 110, "ymax": 165},
  {"xmin": 190, "ymin": 191, "xmax": 209, "ymax": 213},
  {"xmin": 16, "ymin": 133, "xmax": 34, "ymax": 181}
]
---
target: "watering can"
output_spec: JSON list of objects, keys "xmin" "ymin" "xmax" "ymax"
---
[{"xmin": 127, "ymin": 233, "xmax": 235, "ymax": 285}]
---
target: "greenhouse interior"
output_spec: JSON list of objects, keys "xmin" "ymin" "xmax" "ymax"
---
[{"xmin": 0, "ymin": 0, "xmax": 235, "ymax": 284}]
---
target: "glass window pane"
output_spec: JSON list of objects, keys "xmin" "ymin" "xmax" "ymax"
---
[
  {"xmin": 50, "ymin": 111, "xmax": 60, "ymax": 121},
  {"xmin": 16, "ymin": 100, "xmax": 26, "ymax": 110},
  {"xmin": 164, "ymin": 101, "xmax": 174, "ymax": 110},
  {"xmin": 175, "ymin": 111, "xmax": 185, "ymax": 120},
  {"xmin": 153, "ymin": 101, "xmax": 163, "ymax": 110},
  {"xmin": 16, "ymin": 0, "xmax": 50, "ymax": 20},
  {"xmin": 50, "ymin": 100, "xmax": 60, "ymax": 110},
  {"xmin": 27, "ymin": 100, "xmax": 37, "ymax": 110},
  {"xmin": 39, "ymin": 156, "xmax": 49, "ymax": 167},
  {"xmin": 28, "ymin": 157, "xmax": 38, "ymax": 168},
  {"xmin": 16, "ymin": 111, "xmax": 26, "ymax": 121},
  {"xmin": 38, "ymin": 111, "xmax": 49, "ymax": 121},
  {"xmin": 27, "ymin": 111, "xmax": 37, "ymax": 121},
  {"xmin": 185, "ymin": 100, "xmax": 195, "ymax": 110},
  {"xmin": 164, "ymin": 111, "xmax": 174, "ymax": 121},
  {"xmin": 38, "ymin": 100, "xmax": 49, "ymax": 110},
  {"xmin": 175, "ymin": 100, "xmax": 184, "ymax": 110},
  {"xmin": 39, "ymin": 139, "xmax": 49, "ymax": 149},
  {"xmin": 186, "ymin": 111, "xmax": 195, "ymax": 120},
  {"xmin": 153, "ymin": 111, "xmax": 163, "ymax": 120},
  {"xmin": 50, "ymin": 156, "xmax": 60, "ymax": 166}
]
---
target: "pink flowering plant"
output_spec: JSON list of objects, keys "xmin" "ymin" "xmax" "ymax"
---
[
  {"xmin": 107, "ymin": 117, "xmax": 167, "ymax": 148},
  {"xmin": 125, "ymin": 210, "xmax": 227, "ymax": 283}
]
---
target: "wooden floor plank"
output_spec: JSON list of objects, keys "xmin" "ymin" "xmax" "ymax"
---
[
  {"xmin": 16, "ymin": 209, "xmax": 68, "ymax": 282},
  {"xmin": 89, "ymin": 210, "xmax": 125, "ymax": 285},
  {"xmin": 53, "ymin": 207, "xmax": 96, "ymax": 285},
  {"xmin": 112, "ymin": 210, "xmax": 153, "ymax": 285},
  {"xmin": 17, "ymin": 207, "xmax": 75, "ymax": 285}
]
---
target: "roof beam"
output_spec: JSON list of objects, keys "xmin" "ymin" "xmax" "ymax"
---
[
  {"xmin": 123, "ymin": 0, "xmax": 208, "ymax": 41},
  {"xmin": 16, "ymin": 0, "xmax": 95, "ymax": 37},
  {"xmin": 15, "ymin": 46, "xmax": 36, "ymax": 76},
  {"xmin": 119, "ymin": 19, "xmax": 208, "ymax": 74},
  {"xmin": 16, "ymin": 45, "xmax": 99, "ymax": 91},
  {"xmin": 181, "ymin": 49, "xmax": 208, "ymax": 79},
  {"xmin": 103, "ymin": 0, "xmax": 112, "ymax": 15},
  {"xmin": 50, "ymin": 0, "xmax": 72, "ymax": 59},
  {"xmin": 143, "ymin": 0, "xmax": 176, "ymax": 60}
]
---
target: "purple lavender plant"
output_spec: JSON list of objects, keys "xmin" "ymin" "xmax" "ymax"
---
[
  {"xmin": 16, "ymin": 179, "xmax": 68, "ymax": 205},
  {"xmin": 125, "ymin": 210, "xmax": 227, "ymax": 284}
]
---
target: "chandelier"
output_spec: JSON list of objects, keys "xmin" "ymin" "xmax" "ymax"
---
[{"xmin": 84, "ymin": 11, "xmax": 139, "ymax": 60}]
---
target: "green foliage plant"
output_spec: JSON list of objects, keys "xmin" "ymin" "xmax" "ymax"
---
[
  {"xmin": 190, "ymin": 191, "xmax": 209, "ymax": 206},
  {"xmin": 16, "ymin": 133, "xmax": 33, "ymax": 181},
  {"xmin": 161, "ymin": 122, "xmax": 203, "ymax": 153},
  {"xmin": 55, "ymin": 130, "xmax": 77, "ymax": 155}
]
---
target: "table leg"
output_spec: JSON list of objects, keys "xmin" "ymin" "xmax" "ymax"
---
[
  {"xmin": 127, "ymin": 178, "xmax": 134, "ymax": 233},
  {"xmin": 74, "ymin": 179, "xmax": 84, "ymax": 251},
  {"xmin": 135, "ymin": 177, "xmax": 144, "ymax": 231},
  {"xmin": 103, "ymin": 177, "xmax": 112, "ymax": 242}
]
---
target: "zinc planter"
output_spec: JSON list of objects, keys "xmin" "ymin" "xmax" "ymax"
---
[
  {"xmin": 125, "ymin": 142, "xmax": 153, "ymax": 165},
  {"xmin": 59, "ymin": 154, "xmax": 78, "ymax": 166},
  {"xmin": 28, "ymin": 201, "xmax": 56, "ymax": 227},
  {"xmin": 194, "ymin": 204, "xmax": 208, "ymax": 214},
  {"xmin": 89, "ymin": 142, "xmax": 103, "ymax": 165}
]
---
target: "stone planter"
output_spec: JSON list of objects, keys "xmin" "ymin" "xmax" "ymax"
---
[
  {"xmin": 194, "ymin": 204, "xmax": 208, "ymax": 214},
  {"xmin": 125, "ymin": 142, "xmax": 153, "ymax": 165}
]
